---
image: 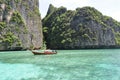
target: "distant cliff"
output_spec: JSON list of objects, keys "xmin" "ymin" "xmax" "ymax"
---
[
  {"xmin": 43, "ymin": 4, "xmax": 120, "ymax": 49},
  {"xmin": 0, "ymin": 0, "xmax": 43, "ymax": 50}
]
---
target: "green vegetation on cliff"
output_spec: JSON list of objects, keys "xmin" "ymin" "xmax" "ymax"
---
[
  {"xmin": 43, "ymin": 4, "xmax": 120, "ymax": 49},
  {"xmin": 0, "ymin": 0, "xmax": 43, "ymax": 50},
  {"xmin": 0, "ymin": 11, "xmax": 26, "ymax": 49}
]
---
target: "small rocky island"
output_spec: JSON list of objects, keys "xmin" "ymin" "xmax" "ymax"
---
[
  {"xmin": 0, "ymin": 0, "xmax": 43, "ymax": 50},
  {"xmin": 43, "ymin": 4, "xmax": 120, "ymax": 49}
]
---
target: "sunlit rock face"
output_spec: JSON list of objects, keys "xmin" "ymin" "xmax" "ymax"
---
[{"xmin": 0, "ymin": 0, "xmax": 43, "ymax": 50}]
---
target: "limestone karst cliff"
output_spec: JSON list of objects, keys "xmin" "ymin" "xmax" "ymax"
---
[
  {"xmin": 43, "ymin": 4, "xmax": 120, "ymax": 49},
  {"xmin": 0, "ymin": 0, "xmax": 43, "ymax": 50}
]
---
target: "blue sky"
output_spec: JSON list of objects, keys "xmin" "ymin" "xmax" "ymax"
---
[{"xmin": 39, "ymin": 0, "xmax": 120, "ymax": 21}]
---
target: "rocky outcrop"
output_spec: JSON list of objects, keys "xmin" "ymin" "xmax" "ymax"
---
[
  {"xmin": 43, "ymin": 4, "xmax": 120, "ymax": 49},
  {"xmin": 0, "ymin": 0, "xmax": 43, "ymax": 50}
]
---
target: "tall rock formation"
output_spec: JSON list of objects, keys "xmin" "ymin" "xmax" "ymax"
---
[
  {"xmin": 43, "ymin": 4, "xmax": 120, "ymax": 49},
  {"xmin": 0, "ymin": 0, "xmax": 43, "ymax": 50}
]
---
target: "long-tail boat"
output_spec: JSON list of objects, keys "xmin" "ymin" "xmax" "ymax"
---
[{"xmin": 31, "ymin": 50, "xmax": 57, "ymax": 55}]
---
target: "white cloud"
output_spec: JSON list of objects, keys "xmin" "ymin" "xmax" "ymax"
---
[
  {"xmin": 51, "ymin": 0, "xmax": 89, "ymax": 9},
  {"xmin": 108, "ymin": 12, "xmax": 120, "ymax": 21}
]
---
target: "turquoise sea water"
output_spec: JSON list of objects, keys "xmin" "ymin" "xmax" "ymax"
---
[{"xmin": 0, "ymin": 49, "xmax": 120, "ymax": 80}]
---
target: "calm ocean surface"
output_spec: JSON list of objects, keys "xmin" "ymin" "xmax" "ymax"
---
[{"xmin": 0, "ymin": 49, "xmax": 120, "ymax": 80}]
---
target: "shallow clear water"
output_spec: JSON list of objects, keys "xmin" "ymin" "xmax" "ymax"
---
[{"xmin": 0, "ymin": 49, "xmax": 120, "ymax": 80}]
